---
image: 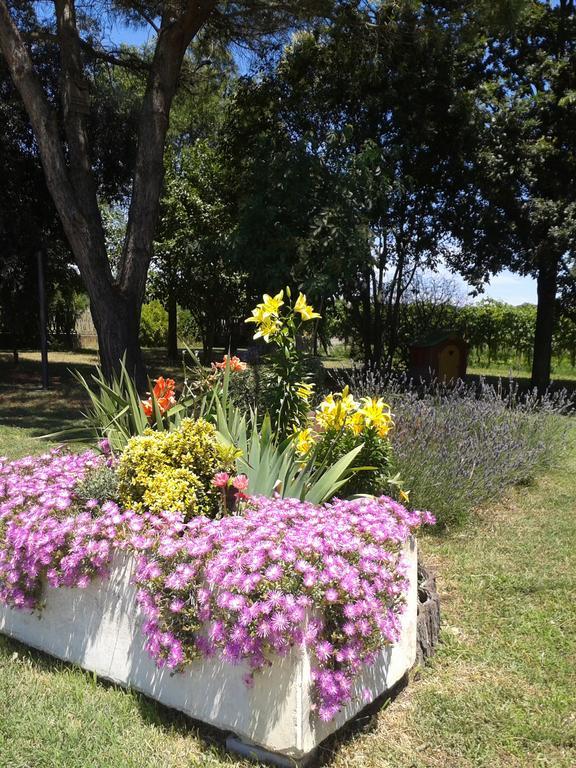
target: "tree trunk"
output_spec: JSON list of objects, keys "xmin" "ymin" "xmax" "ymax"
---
[
  {"xmin": 531, "ymin": 256, "xmax": 558, "ymax": 394},
  {"xmin": 200, "ymin": 324, "xmax": 215, "ymax": 364},
  {"xmin": 416, "ymin": 559, "xmax": 441, "ymax": 665},
  {"xmin": 90, "ymin": 290, "xmax": 146, "ymax": 390},
  {"xmin": 167, "ymin": 292, "xmax": 178, "ymax": 361},
  {"xmin": 0, "ymin": 0, "xmax": 217, "ymax": 387}
]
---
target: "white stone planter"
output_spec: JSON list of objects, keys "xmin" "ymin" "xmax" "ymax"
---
[{"xmin": 0, "ymin": 537, "xmax": 417, "ymax": 764}]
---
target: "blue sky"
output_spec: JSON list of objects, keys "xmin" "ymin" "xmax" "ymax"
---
[
  {"xmin": 473, "ymin": 271, "xmax": 536, "ymax": 305},
  {"xmin": 445, "ymin": 268, "xmax": 537, "ymax": 306},
  {"xmin": 106, "ymin": 20, "xmax": 153, "ymax": 48}
]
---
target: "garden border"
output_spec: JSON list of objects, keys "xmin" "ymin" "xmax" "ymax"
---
[{"xmin": 0, "ymin": 538, "xmax": 418, "ymax": 763}]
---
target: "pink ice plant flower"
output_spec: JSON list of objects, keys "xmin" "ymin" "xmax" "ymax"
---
[
  {"xmin": 0, "ymin": 449, "xmax": 435, "ymax": 722},
  {"xmin": 212, "ymin": 472, "xmax": 230, "ymax": 489},
  {"xmin": 0, "ymin": 449, "xmax": 120, "ymax": 608},
  {"xmin": 0, "ymin": 449, "xmax": 182, "ymax": 609},
  {"xmin": 231, "ymin": 474, "xmax": 249, "ymax": 492},
  {"xmin": 132, "ymin": 494, "xmax": 434, "ymax": 720}
]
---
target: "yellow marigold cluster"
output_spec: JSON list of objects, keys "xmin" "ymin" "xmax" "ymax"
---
[
  {"xmin": 118, "ymin": 418, "xmax": 228, "ymax": 518},
  {"xmin": 293, "ymin": 387, "xmax": 395, "ymax": 456}
]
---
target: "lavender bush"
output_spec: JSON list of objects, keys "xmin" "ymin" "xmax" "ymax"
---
[{"xmin": 336, "ymin": 368, "xmax": 573, "ymax": 528}]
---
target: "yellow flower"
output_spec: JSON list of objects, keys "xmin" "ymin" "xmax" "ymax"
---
[
  {"xmin": 316, "ymin": 387, "xmax": 358, "ymax": 431},
  {"xmin": 399, "ymin": 489, "xmax": 410, "ymax": 504},
  {"xmin": 253, "ymin": 316, "xmax": 282, "ymax": 342},
  {"xmin": 294, "ymin": 293, "xmax": 321, "ymax": 321},
  {"xmin": 296, "ymin": 381, "xmax": 315, "ymax": 402},
  {"xmin": 338, "ymin": 386, "xmax": 358, "ymax": 416},
  {"xmin": 359, "ymin": 397, "xmax": 394, "ymax": 437},
  {"xmin": 349, "ymin": 410, "xmax": 365, "ymax": 436},
  {"xmin": 245, "ymin": 290, "xmax": 285, "ymax": 339},
  {"xmin": 262, "ymin": 290, "xmax": 285, "ymax": 316},
  {"xmin": 294, "ymin": 428, "xmax": 315, "ymax": 456},
  {"xmin": 245, "ymin": 303, "xmax": 268, "ymax": 326}
]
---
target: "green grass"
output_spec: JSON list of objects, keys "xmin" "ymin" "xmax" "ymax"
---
[
  {"xmin": 0, "ymin": 355, "xmax": 574, "ymax": 767},
  {"xmin": 326, "ymin": 433, "xmax": 576, "ymax": 768},
  {"xmin": 468, "ymin": 362, "xmax": 576, "ymax": 383}
]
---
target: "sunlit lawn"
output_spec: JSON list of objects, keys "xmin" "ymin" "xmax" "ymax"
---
[
  {"xmin": 468, "ymin": 362, "xmax": 576, "ymax": 383},
  {"xmin": 0, "ymin": 354, "xmax": 574, "ymax": 767}
]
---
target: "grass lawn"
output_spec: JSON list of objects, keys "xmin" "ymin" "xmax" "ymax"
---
[
  {"xmin": 0, "ymin": 357, "xmax": 574, "ymax": 767},
  {"xmin": 468, "ymin": 362, "xmax": 576, "ymax": 384}
]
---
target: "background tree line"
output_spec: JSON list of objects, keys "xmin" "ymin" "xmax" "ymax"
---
[{"xmin": 1, "ymin": 0, "xmax": 576, "ymax": 391}]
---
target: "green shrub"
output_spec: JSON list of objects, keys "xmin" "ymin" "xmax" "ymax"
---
[
  {"xmin": 117, "ymin": 418, "xmax": 232, "ymax": 518},
  {"xmin": 75, "ymin": 465, "xmax": 120, "ymax": 504},
  {"xmin": 140, "ymin": 301, "xmax": 168, "ymax": 347},
  {"xmin": 312, "ymin": 427, "xmax": 393, "ymax": 497},
  {"xmin": 177, "ymin": 308, "xmax": 198, "ymax": 345}
]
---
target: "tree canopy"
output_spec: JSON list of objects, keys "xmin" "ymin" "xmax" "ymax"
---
[{"xmin": 2, "ymin": 0, "xmax": 576, "ymax": 389}]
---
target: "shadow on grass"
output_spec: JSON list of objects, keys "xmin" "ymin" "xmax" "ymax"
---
[
  {"xmin": 0, "ymin": 348, "xmax": 205, "ymax": 438},
  {"xmin": 0, "ymin": 634, "xmax": 235, "ymax": 762},
  {"xmin": 0, "ymin": 630, "xmax": 410, "ymax": 767},
  {"xmin": 0, "ymin": 354, "xmax": 93, "ymax": 439}
]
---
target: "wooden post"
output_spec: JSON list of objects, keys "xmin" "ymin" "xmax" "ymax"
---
[{"xmin": 37, "ymin": 248, "xmax": 49, "ymax": 389}]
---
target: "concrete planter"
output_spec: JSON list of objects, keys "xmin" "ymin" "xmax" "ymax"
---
[{"xmin": 0, "ymin": 537, "xmax": 417, "ymax": 764}]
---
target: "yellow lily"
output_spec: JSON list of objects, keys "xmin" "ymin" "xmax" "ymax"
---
[
  {"xmin": 261, "ymin": 290, "xmax": 284, "ymax": 316},
  {"xmin": 295, "ymin": 381, "xmax": 315, "ymax": 402},
  {"xmin": 359, "ymin": 396, "xmax": 394, "ymax": 436},
  {"xmin": 245, "ymin": 304, "xmax": 268, "ymax": 325},
  {"xmin": 293, "ymin": 428, "xmax": 315, "ymax": 456},
  {"xmin": 253, "ymin": 317, "xmax": 282, "ymax": 342},
  {"xmin": 294, "ymin": 293, "xmax": 321, "ymax": 321}
]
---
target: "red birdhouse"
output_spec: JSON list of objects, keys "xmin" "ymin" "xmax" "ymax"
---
[{"xmin": 409, "ymin": 330, "xmax": 468, "ymax": 381}]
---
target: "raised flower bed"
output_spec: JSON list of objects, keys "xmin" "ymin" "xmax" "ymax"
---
[
  {"xmin": 0, "ymin": 538, "xmax": 417, "ymax": 763},
  {"xmin": 0, "ymin": 292, "xmax": 437, "ymax": 764},
  {"xmin": 0, "ymin": 447, "xmax": 431, "ymax": 763}
]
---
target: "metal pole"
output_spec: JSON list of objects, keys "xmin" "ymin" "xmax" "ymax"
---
[{"xmin": 37, "ymin": 248, "xmax": 49, "ymax": 389}]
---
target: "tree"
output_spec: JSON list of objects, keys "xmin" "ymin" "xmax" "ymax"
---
[
  {"xmin": 154, "ymin": 140, "xmax": 247, "ymax": 360},
  {"xmin": 150, "ymin": 42, "xmax": 238, "ymax": 360},
  {"xmin": 447, "ymin": 0, "xmax": 576, "ymax": 392},
  {"xmin": 0, "ymin": 51, "xmax": 84, "ymax": 356},
  {"xmin": 223, "ymin": 3, "xmax": 469, "ymax": 368},
  {"xmin": 0, "ymin": 0, "xmax": 335, "ymax": 385}
]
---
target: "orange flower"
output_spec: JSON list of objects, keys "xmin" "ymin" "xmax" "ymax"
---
[
  {"xmin": 211, "ymin": 355, "xmax": 247, "ymax": 373},
  {"xmin": 141, "ymin": 376, "xmax": 177, "ymax": 418}
]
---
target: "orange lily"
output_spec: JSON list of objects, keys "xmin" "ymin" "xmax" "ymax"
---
[
  {"xmin": 141, "ymin": 376, "xmax": 177, "ymax": 418},
  {"xmin": 212, "ymin": 355, "xmax": 247, "ymax": 373}
]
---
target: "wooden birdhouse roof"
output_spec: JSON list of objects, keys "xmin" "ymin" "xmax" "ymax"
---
[{"xmin": 409, "ymin": 329, "xmax": 464, "ymax": 349}]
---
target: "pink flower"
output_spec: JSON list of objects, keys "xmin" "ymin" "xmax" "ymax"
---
[
  {"xmin": 232, "ymin": 475, "xmax": 249, "ymax": 492},
  {"xmin": 212, "ymin": 472, "xmax": 230, "ymax": 489},
  {"xmin": 169, "ymin": 598, "xmax": 185, "ymax": 613},
  {"xmin": 0, "ymin": 449, "xmax": 432, "ymax": 726},
  {"xmin": 98, "ymin": 438, "xmax": 111, "ymax": 455},
  {"xmin": 314, "ymin": 640, "xmax": 333, "ymax": 662},
  {"xmin": 264, "ymin": 564, "xmax": 283, "ymax": 582}
]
